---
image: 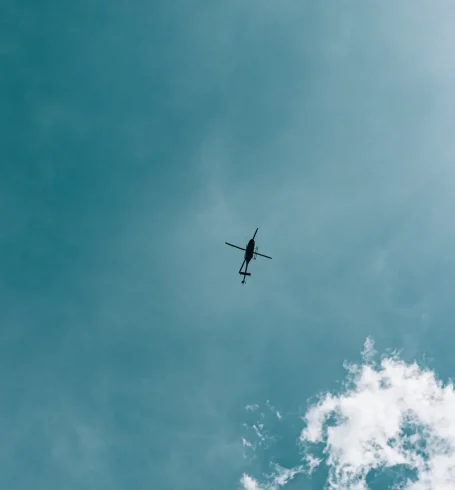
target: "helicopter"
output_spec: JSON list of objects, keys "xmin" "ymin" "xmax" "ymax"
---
[{"xmin": 225, "ymin": 228, "xmax": 272, "ymax": 284}]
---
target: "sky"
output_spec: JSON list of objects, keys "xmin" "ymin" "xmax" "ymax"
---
[{"xmin": 3, "ymin": 1, "xmax": 455, "ymax": 489}]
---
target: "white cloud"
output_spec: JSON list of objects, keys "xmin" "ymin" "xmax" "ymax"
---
[
  {"xmin": 300, "ymin": 338, "xmax": 455, "ymax": 489},
  {"xmin": 265, "ymin": 400, "xmax": 283, "ymax": 421},
  {"xmin": 246, "ymin": 404, "xmax": 260, "ymax": 412},
  {"xmin": 241, "ymin": 339, "xmax": 455, "ymax": 490},
  {"xmin": 240, "ymin": 465, "xmax": 304, "ymax": 490},
  {"xmin": 241, "ymin": 473, "xmax": 263, "ymax": 490}
]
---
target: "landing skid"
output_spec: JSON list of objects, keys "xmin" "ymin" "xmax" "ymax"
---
[{"xmin": 240, "ymin": 272, "xmax": 251, "ymax": 284}]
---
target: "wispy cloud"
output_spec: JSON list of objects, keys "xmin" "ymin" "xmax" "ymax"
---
[{"xmin": 241, "ymin": 464, "xmax": 304, "ymax": 490}]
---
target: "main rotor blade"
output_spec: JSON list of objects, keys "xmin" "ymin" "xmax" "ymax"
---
[
  {"xmin": 252, "ymin": 228, "xmax": 258, "ymax": 239},
  {"xmin": 225, "ymin": 242, "xmax": 245, "ymax": 251},
  {"xmin": 255, "ymin": 251, "xmax": 272, "ymax": 259}
]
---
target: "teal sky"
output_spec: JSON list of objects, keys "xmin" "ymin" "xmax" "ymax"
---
[{"xmin": 3, "ymin": 1, "xmax": 455, "ymax": 489}]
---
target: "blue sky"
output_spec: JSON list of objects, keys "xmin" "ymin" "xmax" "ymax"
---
[{"xmin": 3, "ymin": 1, "xmax": 455, "ymax": 489}]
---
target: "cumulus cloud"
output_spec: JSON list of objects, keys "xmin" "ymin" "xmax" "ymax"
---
[
  {"xmin": 301, "ymin": 338, "xmax": 455, "ymax": 489},
  {"xmin": 241, "ymin": 338, "xmax": 455, "ymax": 490}
]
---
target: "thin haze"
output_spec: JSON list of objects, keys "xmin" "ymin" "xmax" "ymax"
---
[{"xmin": 2, "ymin": 1, "xmax": 455, "ymax": 489}]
